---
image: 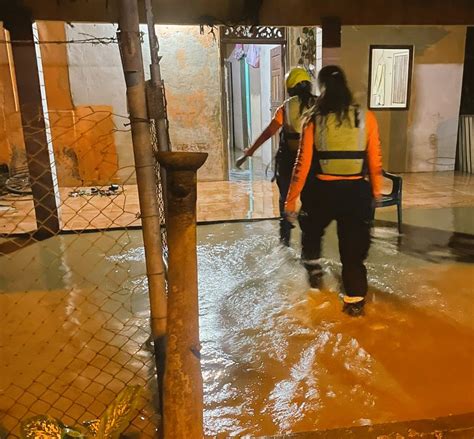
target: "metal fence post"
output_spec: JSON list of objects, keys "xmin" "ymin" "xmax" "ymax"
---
[
  {"xmin": 156, "ymin": 151, "xmax": 207, "ymax": 439},
  {"xmin": 117, "ymin": 0, "xmax": 168, "ymax": 431}
]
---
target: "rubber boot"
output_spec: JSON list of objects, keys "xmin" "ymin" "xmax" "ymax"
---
[
  {"xmin": 302, "ymin": 260, "xmax": 323, "ymax": 291},
  {"xmin": 279, "ymin": 218, "xmax": 294, "ymax": 247}
]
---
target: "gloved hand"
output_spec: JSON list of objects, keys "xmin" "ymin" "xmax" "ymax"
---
[
  {"xmin": 235, "ymin": 155, "xmax": 248, "ymax": 169},
  {"xmin": 285, "ymin": 210, "xmax": 298, "ymax": 223}
]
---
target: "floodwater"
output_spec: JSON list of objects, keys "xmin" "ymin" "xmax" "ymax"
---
[
  {"xmin": 1, "ymin": 208, "xmax": 473, "ymax": 438},
  {"xmin": 198, "ymin": 218, "xmax": 474, "ymax": 437}
]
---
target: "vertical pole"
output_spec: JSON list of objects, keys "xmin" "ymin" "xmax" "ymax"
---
[
  {"xmin": 7, "ymin": 15, "xmax": 61, "ymax": 238},
  {"xmin": 144, "ymin": 0, "xmax": 170, "ymax": 222},
  {"xmin": 116, "ymin": 0, "xmax": 167, "ymax": 433},
  {"xmin": 156, "ymin": 151, "xmax": 207, "ymax": 439},
  {"xmin": 144, "ymin": 0, "xmax": 170, "ymax": 152},
  {"xmin": 321, "ymin": 16, "xmax": 342, "ymax": 66}
]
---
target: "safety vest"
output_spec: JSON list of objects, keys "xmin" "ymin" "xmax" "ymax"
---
[
  {"xmin": 281, "ymin": 96, "xmax": 303, "ymax": 152},
  {"xmin": 313, "ymin": 106, "xmax": 367, "ymax": 177}
]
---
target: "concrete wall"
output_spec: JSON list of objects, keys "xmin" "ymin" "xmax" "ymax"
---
[
  {"xmin": 65, "ymin": 23, "xmax": 224, "ymax": 183},
  {"xmin": 40, "ymin": 22, "xmax": 119, "ymax": 186},
  {"xmin": 340, "ymin": 26, "xmax": 466, "ymax": 172},
  {"xmin": 142, "ymin": 25, "xmax": 225, "ymax": 181},
  {"xmin": 287, "ymin": 27, "xmax": 321, "ymax": 94}
]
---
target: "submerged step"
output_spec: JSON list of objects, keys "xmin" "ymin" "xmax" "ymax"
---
[{"xmin": 258, "ymin": 412, "xmax": 474, "ymax": 438}]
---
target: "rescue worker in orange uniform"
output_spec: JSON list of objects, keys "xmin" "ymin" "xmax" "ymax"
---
[
  {"xmin": 285, "ymin": 65, "xmax": 383, "ymax": 317},
  {"xmin": 236, "ymin": 67, "xmax": 316, "ymax": 246}
]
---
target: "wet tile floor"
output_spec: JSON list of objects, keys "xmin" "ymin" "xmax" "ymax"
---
[
  {"xmin": 1, "ymin": 206, "xmax": 473, "ymax": 437},
  {"xmin": 1, "ymin": 172, "xmax": 472, "ymax": 234}
]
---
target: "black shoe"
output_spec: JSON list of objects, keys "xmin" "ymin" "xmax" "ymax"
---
[{"xmin": 342, "ymin": 300, "xmax": 365, "ymax": 317}]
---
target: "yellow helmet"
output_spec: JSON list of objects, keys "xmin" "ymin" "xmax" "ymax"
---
[{"xmin": 285, "ymin": 66, "xmax": 311, "ymax": 90}]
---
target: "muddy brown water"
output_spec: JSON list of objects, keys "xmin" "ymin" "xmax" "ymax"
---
[
  {"xmin": 1, "ymin": 212, "xmax": 473, "ymax": 438},
  {"xmin": 198, "ymin": 220, "xmax": 474, "ymax": 437}
]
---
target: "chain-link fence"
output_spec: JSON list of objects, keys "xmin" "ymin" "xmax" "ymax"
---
[{"xmin": 0, "ymin": 27, "xmax": 167, "ymax": 438}]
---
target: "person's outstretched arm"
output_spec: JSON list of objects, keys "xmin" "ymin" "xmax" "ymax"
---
[
  {"xmin": 285, "ymin": 121, "xmax": 314, "ymax": 217},
  {"xmin": 236, "ymin": 107, "xmax": 284, "ymax": 168}
]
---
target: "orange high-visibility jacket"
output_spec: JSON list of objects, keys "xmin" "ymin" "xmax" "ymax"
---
[{"xmin": 285, "ymin": 110, "xmax": 383, "ymax": 212}]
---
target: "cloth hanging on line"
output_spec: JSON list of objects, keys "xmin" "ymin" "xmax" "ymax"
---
[
  {"xmin": 232, "ymin": 43, "xmax": 245, "ymax": 60},
  {"xmin": 245, "ymin": 44, "xmax": 260, "ymax": 68}
]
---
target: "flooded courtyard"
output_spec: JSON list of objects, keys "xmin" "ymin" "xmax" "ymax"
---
[
  {"xmin": 198, "ymin": 218, "xmax": 474, "ymax": 437},
  {"xmin": 1, "ymin": 207, "xmax": 473, "ymax": 437}
]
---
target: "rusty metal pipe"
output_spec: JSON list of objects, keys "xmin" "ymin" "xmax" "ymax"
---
[
  {"xmin": 117, "ymin": 0, "xmax": 168, "ymax": 431},
  {"xmin": 156, "ymin": 151, "xmax": 207, "ymax": 439}
]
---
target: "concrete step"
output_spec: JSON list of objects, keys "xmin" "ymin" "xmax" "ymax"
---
[{"xmin": 257, "ymin": 412, "xmax": 474, "ymax": 438}]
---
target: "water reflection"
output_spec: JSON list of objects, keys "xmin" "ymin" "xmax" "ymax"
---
[{"xmin": 375, "ymin": 219, "xmax": 474, "ymax": 263}]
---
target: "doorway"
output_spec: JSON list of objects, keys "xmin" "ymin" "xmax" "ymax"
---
[{"xmin": 221, "ymin": 28, "xmax": 287, "ymax": 182}]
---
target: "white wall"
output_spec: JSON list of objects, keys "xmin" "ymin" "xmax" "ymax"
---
[
  {"xmin": 340, "ymin": 25, "xmax": 466, "ymax": 172},
  {"xmin": 66, "ymin": 23, "xmax": 225, "ymax": 182},
  {"xmin": 66, "ymin": 23, "xmax": 135, "ymax": 183},
  {"xmin": 409, "ymin": 64, "xmax": 464, "ymax": 171}
]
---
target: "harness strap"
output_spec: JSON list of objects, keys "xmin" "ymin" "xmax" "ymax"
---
[
  {"xmin": 285, "ymin": 132, "xmax": 300, "ymax": 140},
  {"xmin": 316, "ymin": 150, "xmax": 366, "ymax": 160}
]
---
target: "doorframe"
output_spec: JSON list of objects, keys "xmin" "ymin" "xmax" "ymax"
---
[{"xmin": 218, "ymin": 26, "xmax": 288, "ymax": 180}]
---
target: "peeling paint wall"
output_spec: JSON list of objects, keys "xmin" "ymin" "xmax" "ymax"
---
[
  {"xmin": 1, "ymin": 21, "xmax": 226, "ymax": 184},
  {"xmin": 145, "ymin": 25, "xmax": 225, "ymax": 181},
  {"xmin": 65, "ymin": 23, "xmax": 225, "ymax": 182},
  {"xmin": 341, "ymin": 26, "xmax": 466, "ymax": 172}
]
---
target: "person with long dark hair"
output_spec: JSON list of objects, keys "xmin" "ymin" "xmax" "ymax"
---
[
  {"xmin": 285, "ymin": 65, "xmax": 383, "ymax": 317},
  {"xmin": 236, "ymin": 67, "xmax": 316, "ymax": 246}
]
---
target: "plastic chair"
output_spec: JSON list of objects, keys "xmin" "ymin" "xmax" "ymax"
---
[{"xmin": 376, "ymin": 170, "xmax": 403, "ymax": 233}]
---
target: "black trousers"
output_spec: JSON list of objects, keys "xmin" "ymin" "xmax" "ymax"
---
[
  {"xmin": 275, "ymin": 149, "xmax": 297, "ymax": 245},
  {"xmin": 298, "ymin": 179, "xmax": 373, "ymax": 297}
]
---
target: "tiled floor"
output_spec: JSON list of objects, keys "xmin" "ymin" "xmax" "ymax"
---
[
  {"xmin": 0, "ymin": 180, "xmax": 279, "ymax": 234},
  {"xmin": 0, "ymin": 172, "xmax": 472, "ymax": 235}
]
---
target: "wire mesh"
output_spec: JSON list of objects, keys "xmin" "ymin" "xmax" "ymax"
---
[
  {"xmin": 149, "ymin": 118, "xmax": 168, "ymax": 262},
  {"xmin": 0, "ymin": 35, "xmax": 167, "ymax": 439}
]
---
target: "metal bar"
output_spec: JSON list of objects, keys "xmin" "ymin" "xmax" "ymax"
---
[
  {"xmin": 7, "ymin": 16, "xmax": 61, "ymax": 238},
  {"xmin": 116, "ymin": 0, "xmax": 168, "ymax": 434},
  {"xmin": 144, "ymin": 0, "xmax": 170, "ymax": 152},
  {"xmin": 144, "ymin": 0, "xmax": 170, "ymax": 223},
  {"xmin": 156, "ymin": 151, "xmax": 207, "ymax": 439}
]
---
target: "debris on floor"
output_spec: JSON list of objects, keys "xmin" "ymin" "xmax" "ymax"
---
[{"xmin": 69, "ymin": 184, "xmax": 122, "ymax": 197}]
